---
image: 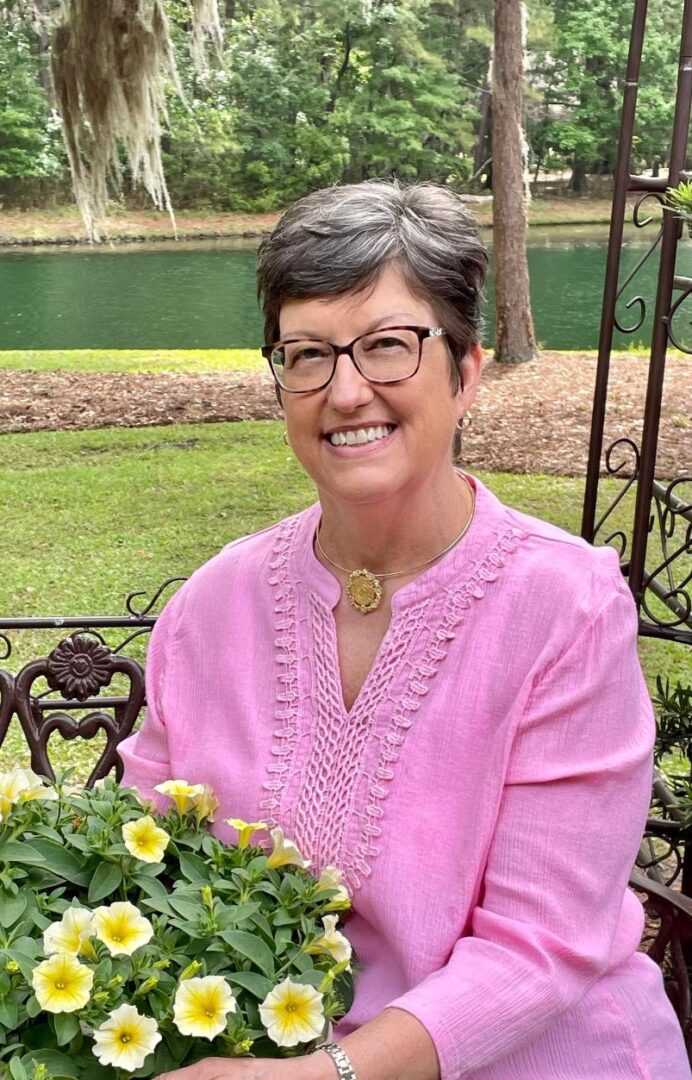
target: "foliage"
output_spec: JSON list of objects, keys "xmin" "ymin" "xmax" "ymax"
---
[
  {"xmin": 665, "ymin": 180, "xmax": 692, "ymax": 223},
  {"xmin": 528, "ymin": 0, "xmax": 679, "ymax": 186},
  {"xmin": 0, "ymin": 772, "xmax": 352, "ymax": 1077},
  {"xmin": 0, "ymin": 22, "xmax": 63, "ymax": 186},
  {"xmin": 0, "ymin": 0, "xmax": 683, "ymax": 207},
  {"xmin": 653, "ymin": 677, "xmax": 692, "ymax": 769}
]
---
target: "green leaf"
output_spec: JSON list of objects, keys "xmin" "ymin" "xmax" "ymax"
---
[
  {"xmin": 179, "ymin": 852, "xmax": 211, "ymax": 883},
  {"xmin": 0, "ymin": 889, "xmax": 27, "ymax": 929},
  {"xmin": 26, "ymin": 839, "xmax": 90, "ymax": 887},
  {"xmin": 5, "ymin": 940, "xmax": 39, "ymax": 980},
  {"xmin": 0, "ymin": 841, "xmax": 45, "ymax": 868},
  {"xmin": 293, "ymin": 969, "xmax": 324, "ymax": 989},
  {"xmin": 217, "ymin": 930, "xmax": 275, "ymax": 978},
  {"xmin": 9, "ymin": 1057, "xmax": 28, "ymax": 1080},
  {"xmin": 88, "ymin": 861, "xmax": 123, "ymax": 903},
  {"xmin": 167, "ymin": 896, "xmax": 202, "ymax": 921},
  {"xmin": 65, "ymin": 833, "xmax": 91, "ymax": 853},
  {"xmin": 53, "ymin": 1012, "xmax": 80, "ymax": 1048},
  {"xmin": 0, "ymin": 998, "xmax": 18, "ymax": 1029},
  {"xmin": 20, "ymin": 1049, "xmax": 82, "ymax": 1078},
  {"xmin": 25, "ymin": 996, "xmax": 41, "ymax": 1019},
  {"xmin": 228, "ymin": 970, "xmax": 274, "ymax": 999},
  {"xmin": 139, "ymin": 894, "xmax": 174, "ymax": 916}
]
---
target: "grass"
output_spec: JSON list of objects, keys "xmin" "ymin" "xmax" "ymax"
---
[
  {"xmin": 0, "ymin": 348, "xmax": 262, "ymax": 373},
  {"xmin": 0, "ymin": 419, "xmax": 688, "ymax": 776},
  {"xmin": 0, "ymin": 197, "xmax": 620, "ymax": 247}
]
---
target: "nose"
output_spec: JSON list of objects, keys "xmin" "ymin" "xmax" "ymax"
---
[{"xmin": 326, "ymin": 349, "xmax": 374, "ymax": 412}]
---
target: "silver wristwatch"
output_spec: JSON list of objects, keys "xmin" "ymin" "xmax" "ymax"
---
[{"xmin": 314, "ymin": 1041, "xmax": 358, "ymax": 1080}]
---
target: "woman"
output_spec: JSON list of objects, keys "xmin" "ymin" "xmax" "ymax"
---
[{"xmin": 119, "ymin": 181, "xmax": 690, "ymax": 1079}]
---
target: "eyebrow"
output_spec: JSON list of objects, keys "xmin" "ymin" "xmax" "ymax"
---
[{"xmin": 280, "ymin": 314, "xmax": 420, "ymax": 339}]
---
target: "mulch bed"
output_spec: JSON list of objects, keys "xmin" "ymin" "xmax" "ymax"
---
[{"xmin": 1, "ymin": 350, "xmax": 689, "ymax": 477}]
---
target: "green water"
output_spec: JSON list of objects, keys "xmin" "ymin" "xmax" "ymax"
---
[{"xmin": 1, "ymin": 227, "xmax": 688, "ymax": 351}]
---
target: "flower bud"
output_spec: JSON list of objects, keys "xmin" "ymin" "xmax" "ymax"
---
[
  {"xmin": 179, "ymin": 959, "xmax": 203, "ymax": 980},
  {"xmin": 93, "ymin": 991, "xmax": 110, "ymax": 1004},
  {"xmin": 134, "ymin": 975, "xmax": 159, "ymax": 997},
  {"xmin": 5, "ymin": 959, "xmax": 19, "ymax": 974},
  {"xmin": 106, "ymin": 974, "xmax": 123, "ymax": 989},
  {"xmin": 153, "ymin": 957, "xmax": 171, "ymax": 969},
  {"xmin": 201, "ymin": 885, "xmax": 214, "ymax": 908}
]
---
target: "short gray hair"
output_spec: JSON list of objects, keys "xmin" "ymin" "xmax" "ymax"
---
[{"xmin": 256, "ymin": 180, "xmax": 488, "ymax": 392}]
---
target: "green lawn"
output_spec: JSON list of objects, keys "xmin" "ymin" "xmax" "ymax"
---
[
  {"xmin": 0, "ymin": 348, "xmax": 262, "ymax": 373},
  {"xmin": 0, "ymin": 420, "xmax": 688, "ymax": 774}
]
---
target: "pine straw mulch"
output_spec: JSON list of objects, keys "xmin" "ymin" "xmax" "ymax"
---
[{"xmin": 0, "ymin": 350, "xmax": 689, "ymax": 477}]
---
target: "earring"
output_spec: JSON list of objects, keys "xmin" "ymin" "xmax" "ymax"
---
[{"xmin": 282, "ymin": 429, "xmax": 290, "ymax": 446}]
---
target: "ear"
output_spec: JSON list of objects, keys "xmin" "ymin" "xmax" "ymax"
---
[{"xmin": 456, "ymin": 343, "xmax": 483, "ymax": 418}]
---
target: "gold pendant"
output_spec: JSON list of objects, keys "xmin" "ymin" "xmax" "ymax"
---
[{"xmin": 346, "ymin": 569, "xmax": 383, "ymax": 614}]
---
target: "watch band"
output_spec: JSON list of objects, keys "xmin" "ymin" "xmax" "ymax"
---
[{"xmin": 314, "ymin": 1041, "xmax": 358, "ymax": 1080}]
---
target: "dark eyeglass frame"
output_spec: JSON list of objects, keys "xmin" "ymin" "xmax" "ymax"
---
[{"xmin": 261, "ymin": 325, "xmax": 447, "ymax": 393}]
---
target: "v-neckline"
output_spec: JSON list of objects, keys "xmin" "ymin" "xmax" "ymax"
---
[{"xmin": 310, "ymin": 589, "xmax": 428, "ymax": 722}]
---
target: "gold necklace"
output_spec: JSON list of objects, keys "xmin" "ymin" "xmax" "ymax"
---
[{"xmin": 315, "ymin": 475, "xmax": 476, "ymax": 614}]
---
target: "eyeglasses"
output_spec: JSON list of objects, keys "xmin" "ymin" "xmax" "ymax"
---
[{"xmin": 261, "ymin": 325, "xmax": 447, "ymax": 393}]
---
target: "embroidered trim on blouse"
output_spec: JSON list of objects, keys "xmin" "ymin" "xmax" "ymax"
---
[
  {"xmin": 296, "ymin": 590, "xmax": 432, "ymax": 876},
  {"xmin": 260, "ymin": 514, "xmax": 303, "ymax": 827},
  {"xmin": 262, "ymin": 517, "xmax": 527, "ymax": 888}
]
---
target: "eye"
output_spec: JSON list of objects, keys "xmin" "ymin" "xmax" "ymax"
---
[
  {"xmin": 295, "ymin": 347, "xmax": 328, "ymax": 361},
  {"xmin": 283, "ymin": 341, "xmax": 332, "ymax": 367},
  {"xmin": 365, "ymin": 334, "xmax": 407, "ymax": 351}
]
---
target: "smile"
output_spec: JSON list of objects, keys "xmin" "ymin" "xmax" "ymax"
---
[{"xmin": 327, "ymin": 424, "xmax": 396, "ymax": 447}]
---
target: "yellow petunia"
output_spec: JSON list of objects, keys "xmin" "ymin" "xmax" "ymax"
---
[
  {"xmin": 92, "ymin": 901, "xmax": 154, "ymax": 956},
  {"xmin": 154, "ymin": 779, "xmax": 206, "ymax": 814},
  {"xmin": 190, "ymin": 783, "xmax": 219, "ymax": 824},
  {"xmin": 92, "ymin": 1003, "xmax": 161, "ymax": 1071},
  {"xmin": 225, "ymin": 817, "xmax": 268, "ymax": 849},
  {"xmin": 43, "ymin": 907, "xmax": 96, "ymax": 959},
  {"xmin": 308, "ymin": 915, "xmax": 352, "ymax": 966},
  {"xmin": 122, "ymin": 816, "xmax": 170, "ymax": 864},
  {"xmin": 266, "ymin": 827, "xmax": 311, "ymax": 870},
  {"xmin": 259, "ymin": 977, "xmax": 325, "ymax": 1047},
  {"xmin": 31, "ymin": 953, "xmax": 94, "ymax": 1013},
  {"xmin": 0, "ymin": 767, "xmax": 58, "ymax": 820},
  {"xmin": 317, "ymin": 865, "xmax": 351, "ymax": 909},
  {"xmin": 173, "ymin": 975, "xmax": 237, "ymax": 1040}
]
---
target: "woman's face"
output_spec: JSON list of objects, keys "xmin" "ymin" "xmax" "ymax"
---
[{"xmin": 278, "ymin": 263, "xmax": 482, "ymax": 508}]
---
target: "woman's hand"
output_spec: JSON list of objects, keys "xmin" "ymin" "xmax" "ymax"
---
[{"xmin": 155, "ymin": 1055, "xmax": 324, "ymax": 1080}]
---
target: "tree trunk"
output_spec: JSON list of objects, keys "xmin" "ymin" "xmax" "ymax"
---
[
  {"xmin": 492, "ymin": 0, "xmax": 537, "ymax": 364},
  {"xmin": 569, "ymin": 158, "xmax": 587, "ymax": 192}
]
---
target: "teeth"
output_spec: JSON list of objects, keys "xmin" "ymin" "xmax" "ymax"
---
[{"xmin": 329, "ymin": 425, "xmax": 393, "ymax": 446}]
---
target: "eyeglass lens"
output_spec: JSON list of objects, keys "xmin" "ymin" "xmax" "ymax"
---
[{"xmin": 270, "ymin": 328, "xmax": 421, "ymax": 391}]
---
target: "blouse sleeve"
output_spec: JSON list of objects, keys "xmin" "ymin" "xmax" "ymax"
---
[
  {"xmin": 388, "ymin": 567, "xmax": 655, "ymax": 1078},
  {"xmin": 117, "ymin": 588, "xmax": 183, "ymax": 805}
]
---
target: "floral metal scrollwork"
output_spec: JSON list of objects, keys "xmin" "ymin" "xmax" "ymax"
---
[
  {"xmin": 614, "ymin": 193, "xmax": 664, "ymax": 335},
  {"xmin": 666, "ymin": 276, "xmax": 692, "ymax": 354},
  {"xmin": 593, "ymin": 437, "xmax": 641, "ymax": 561},
  {"xmin": 125, "ymin": 577, "xmax": 186, "ymax": 619},
  {"xmin": 46, "ymin": 636, "xmax": 114, "ymax": 701},
  {"xmin": 641, "ymin": 477, "xmax": 692, "ymax": 631}
]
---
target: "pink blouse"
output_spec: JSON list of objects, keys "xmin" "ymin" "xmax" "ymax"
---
[{"xmin": 119, "ymin": 477, "xmax": 690, "ymax": 1079}]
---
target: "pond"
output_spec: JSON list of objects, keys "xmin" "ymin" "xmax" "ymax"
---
[{"xmin": 0, "ymin": 225, "xmax": 688, "ymax": 352}]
